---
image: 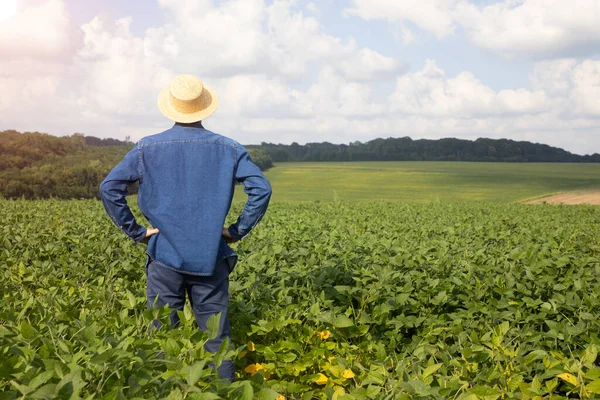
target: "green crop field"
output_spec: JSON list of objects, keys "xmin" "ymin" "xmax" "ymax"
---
[
  {"xmin": 1, "ymin": 198, "xmax": 599, "ymax": 399},
  {"xmin": 242, "ymin": 162, "xmax": 600, "ymax": 203}
]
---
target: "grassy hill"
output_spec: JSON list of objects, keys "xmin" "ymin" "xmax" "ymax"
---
[{"xmin": 246, "ymin": 161, "xmax": 600, "ymax": 203}]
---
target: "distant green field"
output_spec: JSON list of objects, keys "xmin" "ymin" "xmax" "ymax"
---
[{"xmin": 237, "ymin": 162, "xmax": 600, "ymax": 203}]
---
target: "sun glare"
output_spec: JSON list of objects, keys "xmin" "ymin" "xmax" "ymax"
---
[{"xmin": 0, "ymin": 0, "xmax": 17, "ymax": 21}]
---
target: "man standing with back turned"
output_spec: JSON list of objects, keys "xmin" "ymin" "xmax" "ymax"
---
[{"xmin": 99, "ymin": 74, "xmax": 272, "ymax": 382}]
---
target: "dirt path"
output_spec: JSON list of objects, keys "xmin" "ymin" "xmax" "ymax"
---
[{"xmin": 522, "ymin": 190, "xmax": 600, "ymax": 205}]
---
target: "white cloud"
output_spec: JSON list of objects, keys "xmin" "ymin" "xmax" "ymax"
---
[
  {"xmin": 0, "ymin": 0, "xmax": 74, "ymax": 59},
  {"xmin": 338, "ymin": 48, "xmax": 406, "ymax": 81},
  {"xmin": 458, "ymin": 0, "xmax": 600, "ymax": 58},
  {"xmin": 393, "ymin": 25, "xmax": 416, "ymax": 46},
  {"xmin": 134, "ymin": 0, "xmax": 403, "ymax": 83},
  {"xmin": 74, "ymin": 16, "xmax": 172, "ymax": 116},
  {"xmin": 215, "ymin": 75, "xmax": 292, "ymax": 117},
  {"xmin": 346, "ymin": 0, "xmax": 600, "ymax": 58},
  {"xmin": 292, "ymin": 66, "xmax": 385, "ymax": 117},
  {"xmin": 0, "ymin": 71, "xmax": 58, "ymax": 111},
  {"xmin": 157, "ymin": 0, "xmax": 268, "ymax": 75},
  {"xmin": 389, "ymin": 60, "xmax": 547, "ymax": 117},
  {"xmin": 531, "ymin": 59, "xmax": 578, "ymax": 94},
  {"xmin": 345, "ymin": 0, "xmax": 458, "ymax": 38},
  {"xmin": 531, "ymin": 58, "xmax": 600, "ymax": 116},
  {"xmin": 305, "ymin": 2, "xmax": 319, "ymax": 15},
  {"xmin": 569, "ymin": 60, "xmax": 600, "ymax": 116}
]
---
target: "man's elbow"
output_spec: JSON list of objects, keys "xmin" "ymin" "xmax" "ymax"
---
[
  {"xmin": 262, "ymin": 181, "xmax": 273, "ymax": 201},
  {"xmin": 99, "ymin": 179, "xmax": 111, "ymax": 200}
]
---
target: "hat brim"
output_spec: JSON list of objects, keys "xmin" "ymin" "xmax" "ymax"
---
[{"xmin": 157, "ymin": 83, "xmax": 219, "ymax": 123}]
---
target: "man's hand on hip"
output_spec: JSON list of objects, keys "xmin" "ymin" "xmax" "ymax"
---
[
  {"xmin": 222, "ymin": 227, "xmax": 238, "ymax": 244},
  {"xmin": 140, "ymin": 227, "xmax": 160, "ymax": 245}
]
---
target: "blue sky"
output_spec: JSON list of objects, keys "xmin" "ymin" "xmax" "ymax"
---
[{"xmin": 1, "ymin": 0, "xmax": 599, "ymax": 154}]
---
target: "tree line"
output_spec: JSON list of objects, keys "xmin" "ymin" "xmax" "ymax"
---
[
  {"xmin": 250, "ymin": 137, "xmax": 600, "ymax": 163},
  {"xmin": 0, "ymin": 131, "xmax": 131, "ymax": 199}
]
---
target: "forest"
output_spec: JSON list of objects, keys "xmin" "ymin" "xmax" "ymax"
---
[{"xmin": 251, "ymin": 136, "xmax": 600, "ymax": 163}]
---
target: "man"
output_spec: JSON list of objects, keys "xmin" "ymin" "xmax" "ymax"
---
[{"xmin": 99, "ymin": 74, "xmax": 272, "ymax": 382}]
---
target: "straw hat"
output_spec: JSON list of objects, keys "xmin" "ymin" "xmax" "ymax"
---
[{"xmin": 158, "ymin": 75, "xmax": 219, "ymax": 123}]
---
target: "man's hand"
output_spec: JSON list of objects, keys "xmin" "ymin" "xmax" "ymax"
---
[
  {"xmin": 140, "ymin": 227, "xmax": 160, "ymax": 245},
  {"xmin": 222, "ymin": 227, "xmax": 238, "ymax": 244}
]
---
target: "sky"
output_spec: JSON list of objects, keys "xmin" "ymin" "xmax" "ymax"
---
[{"xmin": 0, "ymin": 0, "xmax": 599, "ymax": 154}]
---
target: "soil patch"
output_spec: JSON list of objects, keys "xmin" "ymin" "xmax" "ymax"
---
[{"xmin": 522, "ymin": 190, "xmax": 600, "ymax": 205}]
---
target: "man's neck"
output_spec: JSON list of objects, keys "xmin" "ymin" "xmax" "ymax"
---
[{"xmin": 175, "ymin": 121, "xmax": 204, "ymax": 128}]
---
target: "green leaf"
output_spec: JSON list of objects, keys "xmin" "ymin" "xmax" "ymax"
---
[
  {"xmin": 186, "ymin": 360, "xmax": 208, "ymax": 386},
  {"xmin": 28, "ymin": 371, "xmax": 54, "ymax": 390},
  {"xmin": 583, "ymin": 344, "xmax": 598, "ymax": 365},
  {"xmin": 258, "ymin": 347, "xmax": 275, "ymax": 361},
  {"xmin": 165, "ymin": 338, "xmax": 180, "ymax": 356},
  {"xmin": 586, "ymin": 380, "xmax": 600, "ymax": 394},
  {"xmin": 126, "ymin": 290, "xmax": 137, "ymax": 309},
  {"xmin": 456, "ymin": 394, "xmax": 478, "ymax": 400},
  {"xmin": 468, "ymin": 386, "xmax": 502, "ymax": 400},
  {"xmin": 422, "ymin": 363, "xmax": 443, "ymax": 379},
  {"xmin": 31, "ymin": 384, "xmax": 57, "ymax": 399},
  {"xmin": 187, "ymin": 393, "xmax": 221, "ymax": 400},
  {"xmin": 545, "ymin": 377, "xmax": 558, "ymax": 393},
  {"xmin": 90, "ymin": 350, "xmax": 113, "ymax": 365},
  {"xmin": 184, "ymin": 304, "xmax": 194, "ymax": 322},
  {"xmin": 228, "ymin": 381, "xmax": 253, "ymax": 400},
  {"xmin": 20, "ymin": 320, "xmax": 36, "ymax": 339},
  {"xmin": 56, "ymin": 381, "xmax": 74, "ymax": 399},
  {"xmin": 213, "ymin": 338, "xmax": 229, "ymax": 369},
  {"xmin": 0, "ymin": 391, "xmax": 18, "ymax": 400},
  {"xmin": 522, "ymin": 350, "xmax": 546, "ymax": 365},
  {"xmin": 206, "ymin": 313, "xmax": 222, "ymax": 340},
  {"xmin": 281, "ymin": 352, "xmax": 298, "ymax": 362},
  {"xmin": 333, "ymin": 315, "xmax": 354, "ymax": 328},
  {"xmin": 256, "ymin": 388, "xmax": 282, "ymax": 400},
  {"xmin": 10, "ymin": 381, "xmax": 33, "ymax": 396},
  {"xmin": 56, "ymin": 369, "xmax": 84, "ymax": 398},
  {"xmin": 401, "ymin": 380, "xmax": 436, "ymax": 396},
  {"xmin": 166, "ymin": 388, "xmax": 183, "ymax": 400}
]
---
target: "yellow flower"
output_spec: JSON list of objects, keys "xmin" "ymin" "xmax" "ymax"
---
[
  {"xmin": 276, "ymin": 396, "xmax": 285, "ymax": 400},
  {"xmin": 342, "ymin": 369, "xmax": 355, "ymax": 379},
  {"xmin": 248, "ymin": 341, "xmax": 255, "ymax": 351},
  {"xmin": 315, "ymin": 373, "xmax": 328, "ymax": 385},
  {"xmin": 317, "ymin": 330, "xmax": 331, "ymax": 340},
  {"xmin": 244, "ymin": 363, "xmax": 266, "ymax": 375}
]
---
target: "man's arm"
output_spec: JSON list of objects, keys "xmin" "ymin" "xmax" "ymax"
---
[
  {"xmin": 227, "ymin": 145, "xmax": 272, "ymax": 242},
  {"xmin": 99, "ymin": 146, "xmax": 149, "ymax": 242}
]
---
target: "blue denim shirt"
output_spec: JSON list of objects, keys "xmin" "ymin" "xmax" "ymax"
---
[{"xmin": 99, "ymin": 122, "xmax": 272, "ymax": 275}]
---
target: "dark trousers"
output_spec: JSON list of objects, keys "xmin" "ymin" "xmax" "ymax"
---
[{"xmin": 146, "ymin": 257, "xmax": 235, "ymax": 381}]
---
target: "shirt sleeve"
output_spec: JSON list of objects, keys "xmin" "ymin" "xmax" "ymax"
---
[
  {"xmin": 99, "ymin": 146, "xmax": 147, "ymax": 242},
  {"xmin": 228, "ymin": 145, "xmax": 272, "ymax": 241}
]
